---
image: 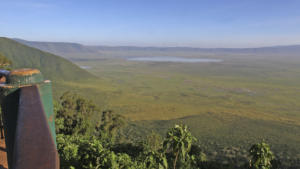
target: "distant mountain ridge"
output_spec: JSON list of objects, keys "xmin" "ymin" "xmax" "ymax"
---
[
  {"xmin": 15, "ymin": 39, "xmax": 300, "ymax": 60},
  {"xmin": 14, "ymin": 38, "xmax": 97, "ymax": 54},
  {"xmin": 0, "ymin": 37, "xmax": 95, "ymax": 81},
  {"xmin": 15, "ymin": 38, "xmax": 300, "ymax": 50}
]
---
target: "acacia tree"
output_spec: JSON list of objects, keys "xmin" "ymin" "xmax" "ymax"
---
[
  {"xmin": 163, "ymin": 124, "xmax": 196, "ymax": 169},
  {"xmin": 249, "ymin": 141, "xmax": 274, "ymax": 169}
]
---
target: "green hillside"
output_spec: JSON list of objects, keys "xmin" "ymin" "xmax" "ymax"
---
[{"xmin": 0, "ymin": 37, "xmax": 95, "ymax": 81}]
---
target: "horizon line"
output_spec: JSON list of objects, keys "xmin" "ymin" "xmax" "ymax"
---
[{"xmin": 9, "ymin": 37, "xmax": 300, "ymax": 49}]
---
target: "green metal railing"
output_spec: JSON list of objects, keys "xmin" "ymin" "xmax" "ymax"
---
[{"xmin": 0, "ymin": 68, "xmax": 59, "ymax": 169}]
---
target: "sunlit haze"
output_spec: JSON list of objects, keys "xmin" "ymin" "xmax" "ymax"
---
[{"xmin": 1, "ymin": 0, "xmax": 300, "ymax": 47}]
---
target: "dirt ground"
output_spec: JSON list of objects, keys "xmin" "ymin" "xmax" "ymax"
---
[{"xmin": 0, "ymin": 138, "xmax": 7, "ymax": 169}]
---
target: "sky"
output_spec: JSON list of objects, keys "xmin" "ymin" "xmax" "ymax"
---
[{"xmin": 1, "ymin": 0, "xmax": 300, "ymax": 47}]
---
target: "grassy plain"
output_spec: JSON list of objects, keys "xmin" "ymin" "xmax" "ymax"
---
[
  {"xmin": 54, "ymin": 53, "xmax": 300, "ymax": 161},
  {"xmin": 3, "ymin": 38, "xmax": 300, "ymax": 164}
]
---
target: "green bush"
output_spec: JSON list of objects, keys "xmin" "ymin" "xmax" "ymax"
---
[{"xmin": 249, "ymin": 141, "xmax": 274, "ymax": 169}]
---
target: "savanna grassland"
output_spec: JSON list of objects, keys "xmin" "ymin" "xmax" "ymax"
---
[
  {"xmin": 4, "ymin": 38, "xmax": 300, "ymax": 165},
  {"xmin": 56, "ymin": 52, "xmax": 300, "ymax": 162}
]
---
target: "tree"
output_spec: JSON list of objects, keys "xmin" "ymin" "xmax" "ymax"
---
[
  {"xmin": 57, "ymin": 134, "xmax": 142, "ymax": 169},
  {"xmin": 57, "ymin": 134, "xmax": 104, "ymax": 169},
  {"xmin": 95, "ymin": 110, "xmax": 126, "ymax": 144},
  {"xmin": 249, "ymin": 141, "xmax": 274, "ymax": 169},
  {"xmin": 144, "ymin": 131, "xmax": 162, "ymax": 152},
  {"xmin": 138, "ymin": 131, "xmax": 168, "ymax": 169},
  {"xmin": 189, "ymin": 144, "xmax": 207, "ymax": 167},
  {"xmin": 55, "ymin": 91, "xmax": 99, "ymax": 136},
  {"xmin": 141, "ymin": 148, "xmax": 168, "ymax": 169},
  {"xmin": 163, "ymin": 124, "xmax": 196, "ymax": 169}
]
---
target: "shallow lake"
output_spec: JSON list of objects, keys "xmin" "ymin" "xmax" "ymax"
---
[
  {"xmin": 128, "ymin": 57, "xmax": 223, "ymax": 63},
  {"xmin": 80, "ymin": 66, "xmax": 92, "ymax": 69}
]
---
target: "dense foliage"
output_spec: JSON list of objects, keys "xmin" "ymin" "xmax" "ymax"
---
[
  {"xmin": 55, "ymin": 92, "xmax": 298, "ymax": 169},
  {"xmin": 55, "ymin": 91, "xmax": 98, "ymax": 136}
]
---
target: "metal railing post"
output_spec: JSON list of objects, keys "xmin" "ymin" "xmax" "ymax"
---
[{"xmin": 0, "ymin": 68, "xmax": 59, "ymax": 169}]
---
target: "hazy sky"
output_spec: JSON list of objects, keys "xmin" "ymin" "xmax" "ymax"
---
[{"xmin": 1, "ymin": 0, "xmax": 300, "ymax": 47}]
